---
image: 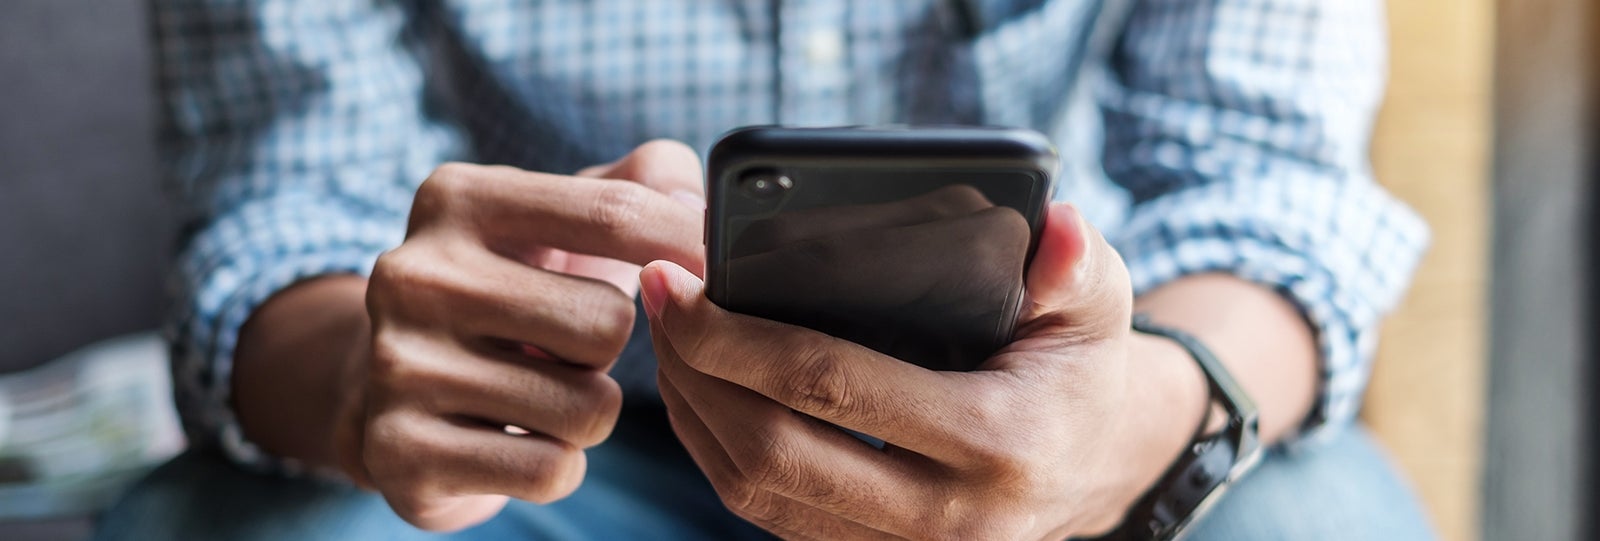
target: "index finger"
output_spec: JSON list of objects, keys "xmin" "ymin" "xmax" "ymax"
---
[
  {"xmin": 642, "ymin": 260, "xmax": 1006, "ymax": 461},
  {"xmin": 415, "ymin": 163, "xmax": 705, "ymax": 272},
  {"xmin": 588, "ymin": 139, "xmax": 705, "ymax": 198}
]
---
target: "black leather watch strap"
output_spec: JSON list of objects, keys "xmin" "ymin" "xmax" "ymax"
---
[{"xmin": 1091, "ymin": 315, "xmax": 1263, "ymax": 541}]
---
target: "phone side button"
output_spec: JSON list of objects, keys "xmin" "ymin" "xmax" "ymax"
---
[{"xmin": 702, "ymin": 208, "xmax": 709, "ymax": 245}]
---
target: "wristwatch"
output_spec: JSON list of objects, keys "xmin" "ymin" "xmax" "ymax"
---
[{"xmin": 1094, "ymin": 315, "xmax": 1263, "ymax": 541}]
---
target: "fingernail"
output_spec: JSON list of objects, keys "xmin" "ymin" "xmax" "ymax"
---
[
  {"xmin": 1070, "ymin": 205, "xmax": 1094, "ymax": 273},
  {"xmin": 519, "ymin": 343, "xmax": 559, "ymax": 362},
  {"xmin": 639, "ymin": 263, "xmax": 669, "ymax": 318},
  {"xmin": 670, "ymin": 190, "xmax": 707, "ymax": 211},
  {"xmin": 1052, "ymin": 203, "xmax": 1090, "ymax": 273}
]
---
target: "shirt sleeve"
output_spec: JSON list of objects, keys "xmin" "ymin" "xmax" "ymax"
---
[
  {"xmin": 155, "ymin": 0, "xmax": 468, "ymax": 474},
  {"xmin": 1099, "ymin": 0, "xmax": 1428, "ymax": 442}
]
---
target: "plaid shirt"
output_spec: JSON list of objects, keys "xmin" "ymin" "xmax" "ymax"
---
[{"xmin": 155, "ymin": 0, "xmax": 1426, "ymax": 473}]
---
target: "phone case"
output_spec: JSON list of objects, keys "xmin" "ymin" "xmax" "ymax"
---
[{"xmin": 705, "ymin": 126, "xmax": 1058, "ymax": 372}]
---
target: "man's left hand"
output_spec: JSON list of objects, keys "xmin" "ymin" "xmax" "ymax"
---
[{"xmin": 640, "ymin": 203, "xmax": 1210, "ymax": 540}]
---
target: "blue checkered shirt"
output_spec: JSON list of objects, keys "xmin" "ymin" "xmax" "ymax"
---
[{"xmin": 155, "ymin": 0, "xmax": 1427, "ymax": 473}]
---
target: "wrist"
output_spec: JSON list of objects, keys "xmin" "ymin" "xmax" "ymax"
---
[
  {"xmin": 233, "ymin": 274, "xmax": 372, "ymax": 474},
  {"xmin": 1110, "ymin": 333, "xmax": 1211, "ymax": 515}
]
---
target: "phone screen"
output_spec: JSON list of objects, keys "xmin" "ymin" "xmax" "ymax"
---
[{"xmin": 710, "ymin": 164, "xmax": 1049, "ymax": 371}]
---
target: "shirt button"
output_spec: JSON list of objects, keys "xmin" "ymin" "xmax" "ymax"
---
[{"xmin": 804, "ymin": 29, "xmax": 844, "ymax": 67}]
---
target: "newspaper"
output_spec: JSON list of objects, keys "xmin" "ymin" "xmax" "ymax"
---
[{"xmin": 0, "ymin": 333, "xmax": 185, "ymax": 519}]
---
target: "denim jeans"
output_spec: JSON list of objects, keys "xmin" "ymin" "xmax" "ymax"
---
[{"xmin": 94, "ymin": 406, "xmax": 1434, "ymax": 540}]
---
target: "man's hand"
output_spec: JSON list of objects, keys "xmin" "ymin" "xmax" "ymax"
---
[
  {"xmin": 641, "ymin": 203, "xmax": 1210, "ymax": 540},
  {"xmin": 236, "ymin": 140, "xmax": 707, "ymax": 532}
]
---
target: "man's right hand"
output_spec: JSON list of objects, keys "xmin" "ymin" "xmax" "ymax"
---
[{"xmin": 233, "ymin": 141, "xmax": 706, "ymax": 532}]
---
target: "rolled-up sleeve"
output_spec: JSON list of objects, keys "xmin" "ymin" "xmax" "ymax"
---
[
  {"xmin": 155, "ymin": 0, "xmax": 466, "ymax": 473},
  {"xmin": 1099, "ymin": 0, "xmax": 1428, "ymax": 441}
]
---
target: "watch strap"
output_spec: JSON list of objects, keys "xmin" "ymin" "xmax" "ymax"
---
[{"xmin": 1093, "ymin": 316, "xmax": 1263, "ymax": 541}]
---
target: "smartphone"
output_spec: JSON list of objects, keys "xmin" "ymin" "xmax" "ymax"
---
[{"xmin": 704, "ymin": 126, "xmax": 1058, "ymax": 372}]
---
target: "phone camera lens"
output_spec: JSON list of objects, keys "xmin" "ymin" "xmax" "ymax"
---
[{"xmin": 739, "ymin": 171, "xmax": 793, "ymax": 200}]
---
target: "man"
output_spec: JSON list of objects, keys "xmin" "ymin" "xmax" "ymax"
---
[{"xmin": 99, "ymin": 0, "xmax": 1435, "ymax": 539}]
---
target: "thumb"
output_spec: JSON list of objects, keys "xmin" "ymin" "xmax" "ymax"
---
[
  {"xmin": 1022, "ymin": 203, "xmax": 1133, "ymax": 336},
  {"xmin": 581, "ymin": 139, "xmax": 706, "ymax": 208}
]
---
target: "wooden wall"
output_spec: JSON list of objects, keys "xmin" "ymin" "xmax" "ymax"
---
[{"xmin": 1363, "ymin": 0, "xmax": 1495, "ymax": 540}]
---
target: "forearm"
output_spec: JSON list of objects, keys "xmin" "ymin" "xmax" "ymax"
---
[
  {"xmin": 232, "ymin": 274, "xmax": 371, "ymax": 471},
  {"xmin": 1133, "ymin": 273, "xmax": 1319, "ymax": 445},
  {"xmin": 1088, "ymin": 271, "xmax": 1320, "ymax": 535}
]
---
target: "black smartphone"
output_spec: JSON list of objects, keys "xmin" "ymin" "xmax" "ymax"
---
[{"xmin": 705, "ymin": 126, "xmax": 1058, "ymax": 372}]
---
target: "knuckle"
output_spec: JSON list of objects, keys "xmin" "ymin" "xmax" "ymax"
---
[
  {"xmin": 921, "ymin": 492, "xmax": 968, "ymax": 537},
  {"xmin": 973, "ymin": 208, "xmax": 1032, "ymax": 260},
  {"xmin": 387, "ymin": 494, "xmax": 496, "ymax": 534},
  {"xmin": 367, "ymin": 250, "xmax": 406, "ymax": 294},
  {"xmin": 369, "ymin": 245, "xmax": 478, "ymax": 321},
  {"xmin": 953, "ymin": 389, "xmax": 1035, "ymax": 469},
  {"xmin": 576, "ymin": 290, "xmax": 637, "ymax": 354},
  {"xmin": 628, "ymin": 139, "xmax": 699, "ymax": 173},
  {"xmin": 973, "ymin": 444, "xmax": 1035, "ymax": 487},
  {"xmin": 572, "ymin": 376, "xmax": 624, "ymax": 448},
  {"xmin": 950, "ymin": 425, "xmax": 1038, "ymax": 490},
  {"xmin": 369, "ymin": 247, "xmax": 439, "ymax": 301},
  {"xmin": 385, "ymin": 493, "xmax": 439, "ymax": 527},
  {"xmin": 698, "ymin": 458, "xmax": 771, "ymax": 522},
  {"xmin": 365, "ymin": 418, "xmax": 503, "ymax": 532},
  {"xmin": 412, "ymin": 162, "xmax": 478, "ymax": 224},
  {"xmin": 669, "ymin": 303, "xmax": 719, "ymax": 367},
  {"xmin": 366, "ymin": 331, "xmax": 451, "ymax": 403},
  {"xmin": 741, "ymin": 432, "xmax": 802, "ymax": 493},
  {"xmin": 698, "ymin": 460, "xmax": 746, "ymax": 504},
  {"xmin": 933, "ymin": 184, "xmax": 991, "ymax": 214},
  {"xmin": 520, "ymin": 446, "xmax": 586, "ymax": 504},
  {"xmin": 963, "ymin": 383, "xmax": 1017, "ymax": 431},
  {"xmin": 587, "ymin": 181, "xmax": 652, "ymax": 237},
  {"xmin": 366, "ymin": 329, "xmax": 418, "ymax": 387},
  {"xmin": 718, "ymin": 479, "xmax": 776, "ymax": 523},
  {"xmin": 420, "ymin": 163, "xmax": 476, "ymax": 200},
  {"xmin": 780, "ymin": 343, "xmax": 854, "ymax": 418},
  {"xmin": 634, "ymin": 138, "xmax": 696, "ymax": 159},
  {"xmin": 363, "ymin": 413, "xmax": 423, "ymax": 481}
]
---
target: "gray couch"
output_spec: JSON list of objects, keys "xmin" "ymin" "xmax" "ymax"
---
[
  {"xmin": 1, "ymin": 2, "xmax": 172, "ymax": 540},
  {"xmin": 0, "ymin": 1, "xmax": 171, "ymax": 373}
]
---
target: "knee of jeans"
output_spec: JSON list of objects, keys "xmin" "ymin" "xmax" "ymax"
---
[
  {"xmin": 1183, "ymin": 426, "xmax": 1438, "ymax": 541},
  {"xmin": 92, "ymin": 450, "xmax": 418, "ymax": 541}
]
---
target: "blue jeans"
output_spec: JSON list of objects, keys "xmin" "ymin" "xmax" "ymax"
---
[{"xmin": 94, "ymin": 407, "xmax": 1434, "ymax": 540}]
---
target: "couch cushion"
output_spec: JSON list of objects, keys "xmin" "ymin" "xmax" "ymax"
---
[{"xmin": 0, "ymin": 1, "xmax": 172, "ymax": 373}]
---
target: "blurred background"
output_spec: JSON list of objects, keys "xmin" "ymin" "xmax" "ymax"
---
[{"xmin": 0, "ymin": 0, "xmax": 1591, "ymax": 540}]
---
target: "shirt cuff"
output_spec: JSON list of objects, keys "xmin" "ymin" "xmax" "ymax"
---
[
  {"xmin": 170, "ymin": 246, "xmax": 379, "ymax": 478},
  {"xmin": 1112, "ymin": 182, "xmax": 1428, "ymax": 446},
  {"xmin": 169, "ymin": 197, "xmax": 402, "ymax": 477}
]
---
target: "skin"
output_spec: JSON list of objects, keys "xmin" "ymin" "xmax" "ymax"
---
[
  {"xmin": 232, "ymin": 140, "xmax": 1316, "ymax": 538},
  {"xmin": 234, "ymin": 141, "xmax": 708, "ymax": 531}
]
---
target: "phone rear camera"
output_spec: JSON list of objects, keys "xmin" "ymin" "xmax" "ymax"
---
[{"xmin": 739, "ymin": 171, "xmax": 793, "ymax": 200}]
